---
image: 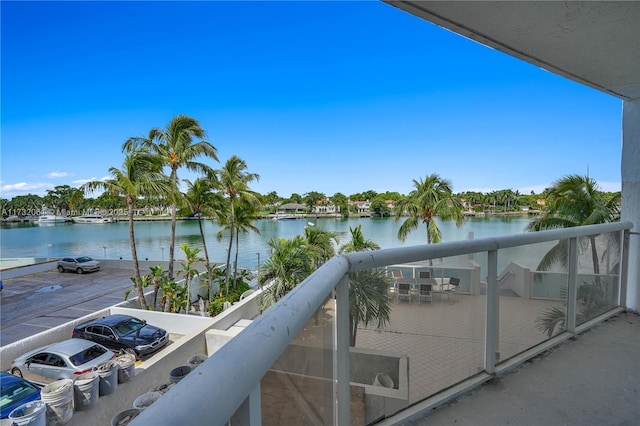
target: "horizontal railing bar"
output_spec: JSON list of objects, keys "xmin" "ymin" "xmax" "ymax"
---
[{"xmin": 344, "ymin": 222, "xmax": 633, "ymax": 271}]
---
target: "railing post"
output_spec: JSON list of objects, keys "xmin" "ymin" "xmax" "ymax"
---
[
  {"xmin": 566, "ymin": 237, "xmax": 578, "ymax": 333},
  {"xmin": 620, "ymin": 229, "xmax": 630, "ymax": 307},
  {"xmin": 485, "ymin": 249, "xmax": 499, "ymax": 374},
  {"xmin": 335, "ymin": 275, "xmax": 350, "ymax": 425}
]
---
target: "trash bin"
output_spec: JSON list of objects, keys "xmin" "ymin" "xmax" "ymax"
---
[
  {"xmin": 110, "ymin": 408, "xmax": 141, "ymax": 426},
  {"xmin": 8, "ymin": 400, "xmax": 46, "ymax": 426},
  {"xmin": 73, "ymin": 372, "xmax": 99, "ymax": 411},
  {"xmin": 97, "ymin": 361, "xmax": 119, "ymax": 396},
  {"xmin": 187, "ymin": 354, "xmax": 207, "ymax": 369},
  {"xmin": 373, "ymin": 373, "xmax": 395, "ymax": 388},
  {"xmin": 132, "ymin": 391, "xmax": 162, "ymax": 411},
  {"xmin": 115, "ymin": 353, "xmax": 136, "ymax": 383},
  {"xmin": 169, "ymin": 365, "xmax": 191, "ymax": 383},
  {"xmin": 41, "ymin": 379, "xmax": 74, "ymax": 426}
]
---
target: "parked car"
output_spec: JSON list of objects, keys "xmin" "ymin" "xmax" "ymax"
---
[
  {"xmin": 57, "ymin": 256, "xmax": 100, "ymax": 274},
  {"xmin": 0, "ymin": 372, "xmax": 41, "ymax": 420},
  {"xmin": 72, "ymin": 314, "xmax": 168, "ymax": 358},
  {"xmin": 10, "ymin": 339, "xmax": 115, "ymax": 385}
]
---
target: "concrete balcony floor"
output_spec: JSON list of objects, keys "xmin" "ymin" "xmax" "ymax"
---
[{"xmin": 408, "ymin": 311, "xmax": 640, "ymax": 426}]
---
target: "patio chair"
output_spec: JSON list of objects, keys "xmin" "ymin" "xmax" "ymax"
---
[
  {"xmin": 390, "ymin": 270, "xmax": 403, "ymax": 296},
  {"xmin": 418, "ymin": 282, "xmax": 433, "ymax": 304},
  {"xmin": 443, "ymin": 277, "xmax": 460, "ymax": 304},
  {"xmin": 418, "ymin": 271, "xmax": 431, "ymax": 279},
  {"xmin": 396, "ymin": 282, "xmax": 412, "ymax": 304}
]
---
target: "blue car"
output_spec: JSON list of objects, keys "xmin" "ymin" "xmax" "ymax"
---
[{"xmin": 0, "ymin": 372, "xmax": 41, "ymax": 419}]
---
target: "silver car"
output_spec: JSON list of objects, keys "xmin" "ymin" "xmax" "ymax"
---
[
  {"xmin": 57, "ymin": 256, "xmax": 101, "ymax": 274},
  {"xmin": 10, "ymin": 338, "xmax": 115, "ymax": 385}
]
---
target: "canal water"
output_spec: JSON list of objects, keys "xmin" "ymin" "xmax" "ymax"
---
[{"xmin": 0, "ymin": 216, "xmax": 534, "ymax": 270}]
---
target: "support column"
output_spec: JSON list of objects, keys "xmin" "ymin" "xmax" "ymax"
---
[{"xmin": 622, "ymin": 100, "xmax": 640, "ymax": 311}]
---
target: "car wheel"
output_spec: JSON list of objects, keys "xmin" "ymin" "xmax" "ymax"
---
[
  {"xmin": 58, "ymin": 265, "xmax": 65, "ymax": 273},
  {"xmin": 76, "ymin": 268, "xmax": 83, "ymax": 274},
  {"xmin": 11, "ymin": 368, "xmax": 23, "ymax": 378}
]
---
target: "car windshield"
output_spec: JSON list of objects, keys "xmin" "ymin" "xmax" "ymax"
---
[
  {"xmin": 69, "ymin": 345, "xmax": 108, "ymax": 366},
  {"xmin": 76, "ymin": 257, "xmax": 92, "ymax": 263},
  {"xmin": 114, "ymin": 317, "xmax": 145, "ymax": 336},
  {"xmin": 0, "ymin": 381, "xmax": 39, "ymax": 410}
]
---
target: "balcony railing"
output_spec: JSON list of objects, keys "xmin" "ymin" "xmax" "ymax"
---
[{"xmin": 132, "ymin": 221, "xmax": 632, "ymax": 426}]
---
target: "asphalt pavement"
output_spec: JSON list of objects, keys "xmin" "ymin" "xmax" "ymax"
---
[{"xmin": 0, "ymin": 267, "xmax": 136, "ymax": 346}]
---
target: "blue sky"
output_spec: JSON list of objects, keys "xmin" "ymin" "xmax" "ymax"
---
[{"xmin": 1, "ymin": 1, "xmax": 623, "ymax": 201}]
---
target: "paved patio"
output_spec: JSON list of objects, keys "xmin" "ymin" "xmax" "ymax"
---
[{"xmin": 356, "ymin": 292, "xmax": 565, "ymax": 405}]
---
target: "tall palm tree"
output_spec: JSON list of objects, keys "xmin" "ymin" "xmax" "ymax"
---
[
  {"xmin": 231, "ymin": 200, "xmax": 261, "ymax": 287},
  {"xmin": 182, "ymin": 177, "xmax": 225, "ymax": 300},
  {"xmin": 77, "ymin": 150, "xmax": 171, "ymax": 309},
  {"xmin": 529, "ymin": 175, "xmax": 621, "ymax": 336},
  {"xmin": 395, "ymin": 174, "xmax": 465, "ymax": 246},
  {"xmin": 527, "ymin": 175, "xmax": 621, "ymax": 273},
  {"xmin": 340, "ymin": 225, "xmax": 391, "ymax": 346},
  {"xmin": 123, "ymin": 115, "xmax": 218, "ymax": 280},
  {"xmin": 215, "ymin": 156, "xmax": 260, "ymax": 295}
]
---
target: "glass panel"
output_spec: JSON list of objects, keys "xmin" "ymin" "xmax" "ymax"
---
[
  {"xmin": 358, "ymin": 257, "xmax": 486, "ymax": 421},
  {"xmin": 498, "ymin": 240, "xmax": 568, "ymax": 363},
  {"xmin": 261, "ymin": 294, "xmax": 335, "ymax": 425},
  {"xmin": 576, "ymin": 231, "xmax": 621, "ymax": 325}
]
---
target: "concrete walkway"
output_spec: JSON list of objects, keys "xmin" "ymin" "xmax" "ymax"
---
[{"xmin": 406, "ymin": 311, "xmax": 640, "ymax": 426}]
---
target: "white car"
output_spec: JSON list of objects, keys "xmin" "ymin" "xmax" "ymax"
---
[
  {"xmin": 57, "ymin": 256, "xmax": 101, "ymax": 274},
  {"xmin": 10, "ymin": 338, "xmax": 115, "ymax": 385}
]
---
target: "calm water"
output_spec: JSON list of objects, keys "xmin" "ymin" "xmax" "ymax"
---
[{"xmin": 0, "ymin": 216, "xmax": 534, "ymax": 269}]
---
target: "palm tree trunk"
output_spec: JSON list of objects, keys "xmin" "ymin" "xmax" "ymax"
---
[
  {"xmin": 224, "ymin": 204, "xmax": 235, "ymax": 295},
  {"xmin": 168, "ymin": 204, "xmax": 177, "ymax": 279},
  {"xmin": 234, "ymin": 228, "xmax": 240, "ymax": 290},
  {"xmin": 128, "ymin": 202, "xmax": 147, "ymax": 310},
  {"xmin": 197, "ymin": 216, "xmax": 214, "ymax": 302},
  {"xmin": 349, "ymin": 316, "xmax": 357, "ymax": 346},
  {"xmin": 589, "ymin": 235, "xmax": 601, "ymax": 285}
]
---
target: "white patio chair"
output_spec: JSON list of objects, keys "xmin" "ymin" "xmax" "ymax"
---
[
  {"xmin": 396, "ymin": 282, "xmax": 412, "ymax": 304},
  {"xmin": 443, "ymin": 277, "xmax": 460, "ymax": 304}
]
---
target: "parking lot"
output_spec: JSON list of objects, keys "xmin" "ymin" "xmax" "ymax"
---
[{"xmin": 0, "ymin": 266, "xmax": 136, "ymax": 346}]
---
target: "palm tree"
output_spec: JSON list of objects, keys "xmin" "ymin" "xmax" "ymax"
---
[
  {"xmin": 76, "ymin": 150, "xmax": 171, "ymax": 309},
  {"xmin": 304, "ymin": 225, "xmax": 339, "ymax": 268},
  {"xmin": 339, "ymin": 224, "xmax": 379, "ymax": 253},
  {"xmin": 527, "ymin": 175, "xmax": 620, "ymax": 273},
  {"xmin": 230, "ymin": 200, "xmax": 261, "ymax": 287},
  {"xmin": 340, "ymin": 225, "xmax": 391, "ymax": 346},
  {"xmin": 214, "ymin": 156, "xmax": 260, "ymax": 295},
  {"xmin": 182, "ymin": 177, "xmax": 225, "ymax": 300},
  {"xmin": 177, "ymin": 243, "xmax": 205, "ymax": 314},
  {"xmin": 123, "ymin": 114, "xmax": 218, "ymax": 280},
  {"xmin": 529, "ymin": 175, "xmax": 621, "ymax": 336},
  {"xmin": 394, "ymin": 174, "xmax": 465, "ymax": 247},
  {"xmin": 257, "ymin": 236, "xmax": 314, "ymax": 312},
  {"xmin": 147, "ymin": 264, "xmax": 169, "ymax": 311}
]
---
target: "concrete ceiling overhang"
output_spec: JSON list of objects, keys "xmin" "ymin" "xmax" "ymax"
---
[{"xmin": 385, "ymin": 1, "xmax": 640, "ymax": 101}]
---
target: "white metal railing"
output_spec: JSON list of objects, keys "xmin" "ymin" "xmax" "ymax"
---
[{"xmin": 131, "ymin": 221, "xmax": 632, "ymax": 425}]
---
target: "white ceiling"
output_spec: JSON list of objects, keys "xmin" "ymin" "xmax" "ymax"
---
[{"xmin": 385, "ymin": 1, "xmax": 640, "ymax": 101}]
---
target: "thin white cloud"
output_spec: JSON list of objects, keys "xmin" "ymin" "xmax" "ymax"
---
[
  {"xmin": 72, "ymin": 176, "xmax": 110, "ymax": 186},
  {"xmin": 0, "ymin": 182, "xmax": 54, "ymax": 198},
  {"xmin": 44, "ymin": 171, "xmax": 69, "ymax": 179}
]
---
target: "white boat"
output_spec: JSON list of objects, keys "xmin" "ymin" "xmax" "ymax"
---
[
  {"xmin": 37, "ymin": 214, "xmax": 70, "ymax": 224},
  {"xmin": 72, "ymin": 215, "xmax": 112, "ymax": 224}
]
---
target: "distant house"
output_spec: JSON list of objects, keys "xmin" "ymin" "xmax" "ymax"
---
[
  {"xmin": 312, "ymin": 198, "xmax": 340, "ymax": 214},
  {"xmin": 277, "ymin": 203, "xmax": 307, "ymax": 214},
  {"xmin": 348, "ymin": 200, "xmax": 371, "ymax": 213}
]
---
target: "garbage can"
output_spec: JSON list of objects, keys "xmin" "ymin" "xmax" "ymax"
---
[
  {"xmin": 73, "ymin": 372, "xmax": 99, "ymax": 411},
  {"xmin": 115, "ymin": 353, "xmax": 136, "ymax": 383},
  {"xmin": 187, "ymin": 354, "xmax": 207, "ymax": 369},
  {"xmin": 41, "ymin": 379, "xmax": 74, "ymax": 426},
  {"xmin": 8, "ymin": 400, "xmax": 46, "ymax": 426},
  {"xmin": 110, "ymin": 408, "xmax": 141, "ymax": 426},
  {"xmin": 132, "ymin": 391, "xmax": 162, "ymax": 411},
  {"xmin": 97, "ymin": 361, "xmax": 119, "ymax": 396},
  {"xmin": 169, "ymin": 365, "xmax": 191, "ymax": 383}
]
